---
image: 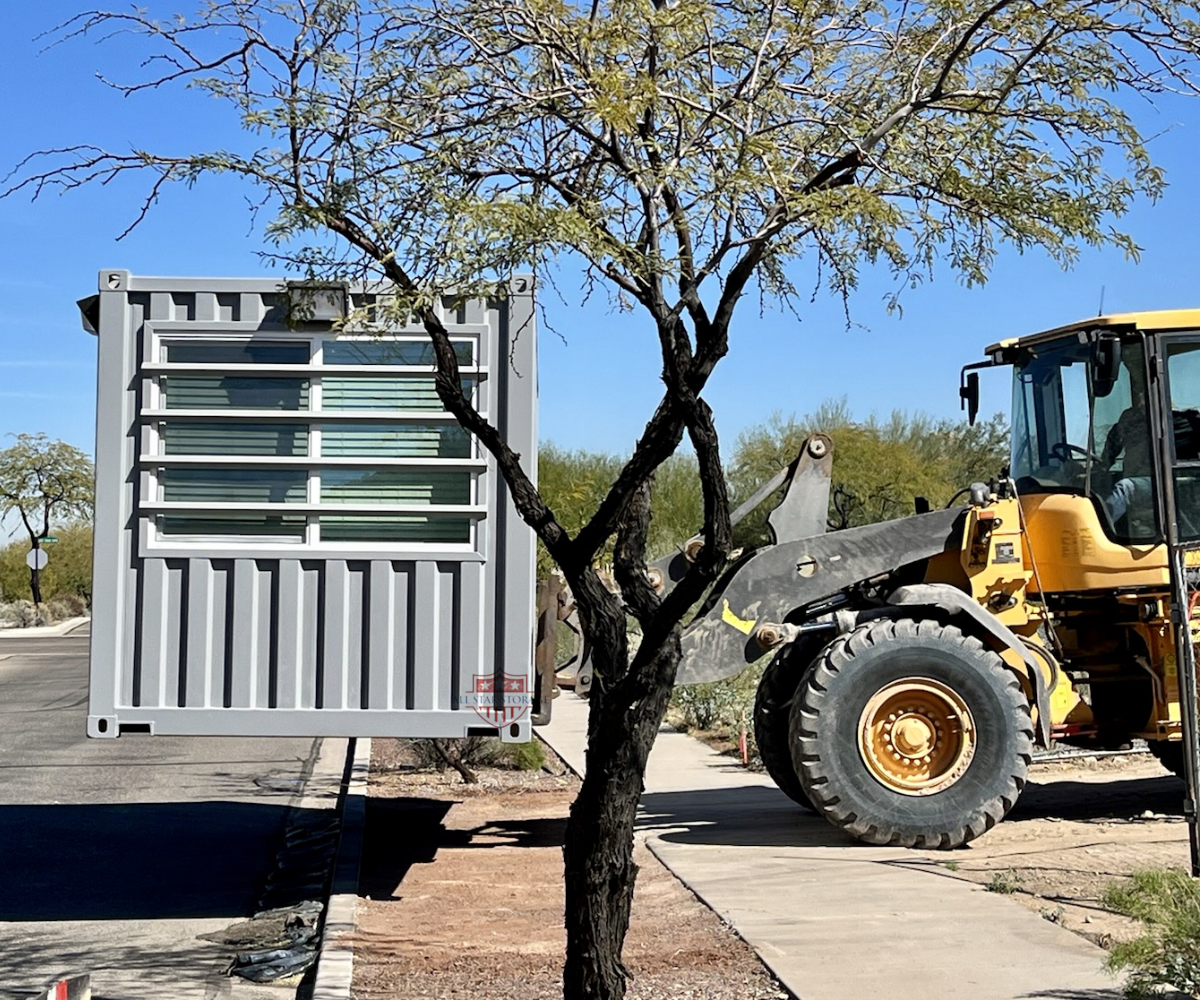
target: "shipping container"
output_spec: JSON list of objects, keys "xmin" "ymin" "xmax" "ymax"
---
[{"xmin": 79, "ymin": 270, "xmax": 537, "ymax": 741}]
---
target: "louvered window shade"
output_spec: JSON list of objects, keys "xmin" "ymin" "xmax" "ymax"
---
[{"xmin": 151, "ymin": 335, "xmax": 480, "ymax": 545}]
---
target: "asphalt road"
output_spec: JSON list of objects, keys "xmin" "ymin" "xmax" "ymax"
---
[{"xmin": 0, "ymin": 622, "xmax": 323, "ymax": 1000}]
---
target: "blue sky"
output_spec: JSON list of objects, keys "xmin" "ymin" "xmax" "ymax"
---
[{"xmin": 3, "ymin": 4, "xmax": 1199, "ymax": 467}]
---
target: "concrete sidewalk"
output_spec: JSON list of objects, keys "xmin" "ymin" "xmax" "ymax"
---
[{"xmin": 541, "ymin": 693, "xmax": 1120, "ymax": 1000}]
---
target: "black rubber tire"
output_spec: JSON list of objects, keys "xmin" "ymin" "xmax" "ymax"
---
[
  {"xmin": 754, "ymin": 638, "xmax": 826, "ymax": 812},
  {"xmin": 1149, "ymin": 740, "xmax": 1185, "ymax": 779},
  {"xmin": 790, "ymin": 618, "xmax": 1033, "ymax": 849}
]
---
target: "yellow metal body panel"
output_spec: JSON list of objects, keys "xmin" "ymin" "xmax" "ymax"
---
[
  {"xmin": 1018, "ymin": 493, "xmax": 1168, "ymax": 593},
  {"xmin": 986, "ymin": 308, "xmax": 1200, "ymax": 355}
]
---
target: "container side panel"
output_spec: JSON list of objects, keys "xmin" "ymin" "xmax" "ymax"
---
[
  {"xmin": 321, "ymin": 560, "xmax": 350, "ymax": 710},
  {"xmin": 458, "ymin": 560, "xmax": 485, "ymax": 713},
  {"xmin": 411, "ymin": 561, "xmax": 438, "ymax": 710},
  {"xmin": 438, "ymin": 561, "xmax": 461, "ymax": 714},
  {"xmin": 211, "ymin": 562, "xmax": 232, "ymax": 709},
  {"xmin": 185, "ymin": 559, "xmax": 214, "ymax": 708},
  {"xmin": 394, "ymin": 562, "xmax": 414, "ymax": 711},
  {"xmin": 162, "ymin": 560, "xmax": 186, "ymax": 708},
  {"xmin": 255, "ymin": 561, "xmax": 274, "ymax": 708},
  {"xmin": 229, "ymin": 559, "xmax": 259, "ymax": 708},
  {"xmin": 347, "ymin": 562, "xmax": 366, "ymax": 711},
  {"xmin": 366, "ymin": 561, "xmax": 394, "ymax": 710},
  {"xmin": 137, "ymin": 559, "xmax": 167, "ymax": 708},
  {"xmin": 276, "ymin": 560, "xmax": 303, "ymax": 709},
  {"xmin": 300, "ymin": 562, "xmax": 321, "ymax": 708}
]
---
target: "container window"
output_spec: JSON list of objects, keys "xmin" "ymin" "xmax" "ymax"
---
[
  {"xmin": 165, "ymin": 341, "xmax": 309, "ymax": 364},
  {"xmin": 320, "ymin": 423, "xmax": 470, "ymax": 459},
  {"xmin": 161, "ymin": 468, "xmax": 307, "ymax": 503},
  {"xmin": 160, "ymin": 513, "xmax": 307, "ymax": 538},
  {"xmin": 324, "ymin": 340, "xmax": 474, "ymax": 366},
  {"xmin": 321, "ymin": 375, "xmax": 475, "ymax": 411},
  {"xmin": 319, "ymin": 515, "xmax": 471, "ymax": 543},
  {"xmin": 162, "ymin": 376, "xmax": 310, "ymax": 410},
  {"xmin": 320, "ymin": 468, "xmax": 471, "ymax": 505},
  {"xmin": 162, "ymin": 422, "xmax": 308, "ymax": 456}
]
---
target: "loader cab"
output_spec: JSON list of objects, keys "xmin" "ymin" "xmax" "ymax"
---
[{"xmin": 980, "ymin": 311, "xmax": 1200, "ymax": 549}]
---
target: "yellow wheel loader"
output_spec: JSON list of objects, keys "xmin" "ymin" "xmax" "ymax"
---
[{"xmin": 662, "ymin": 309, "xmax": 1200, "ymax": 859}]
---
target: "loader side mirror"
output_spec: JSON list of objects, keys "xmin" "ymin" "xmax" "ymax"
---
[
  {"xmin": 1093, "ymin": 338, "xmax": 1120, "ymax": 399},
  {"xmin": 960, "ymin": 371, "xmax": 980, "ymax": 426}
]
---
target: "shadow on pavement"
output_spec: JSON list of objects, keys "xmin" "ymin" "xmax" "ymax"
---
[
  {"xmin": 0, "ymin": 799, "xmax": 314, "ymax": 920},
  {"xmin": 638, "ymin": 773, "xmax": 1187, "ymax": 850},
  {"xmin": 1013, "ymin": 773, "xmax": 1182, "ymax": 822},
  {"xmin": 359, "ymin": 796, "xmax": 569, "ymax": 900}
]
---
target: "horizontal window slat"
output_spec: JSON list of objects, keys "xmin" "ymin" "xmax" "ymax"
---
[
  {"xmin": 321, "ymin": 423, "xmax": 471, "ymax": 458},
  {"xmin": 161, "ymin": 468, "xmax": 308, "ymax": 503},
  {"xmin": 165, "ymin": 341, "xmax": 309, "ymax": 364},
  {"xmin": 161, "ymin": 422, "xmax": 308, "ymax": 456},
  {"xmin": 162, "ymin": 376, "xmax": 310, "ymax": 411},
  {"xmin": 145, "ymin": 501, "xmax": 487, "ymax": 516},
  {"xmin": 320, "ymin": 469, "xmax": 471, "ymax": 505},
  {"xmin": 144, "ymin": 409, "xmax": 467, "ymax": 423},
  {"xmin": 142, "ymin": 454, "xmax": 485, "ymax": 468},
  {"xmin": 319, "ymin": 515, "xmax": 472, "ymax": 544},
  {"xmin": 145, "ymin": 363, "xmax": 488, "ymax": 377},
  {"xmin": 160, "ymin": 513, "xmax": 307, "ymax": 538},
  {"xmin": 324, "ymin": 340, "xmax": 474, "ymax": 366}
]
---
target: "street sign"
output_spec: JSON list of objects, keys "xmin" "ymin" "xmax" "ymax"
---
[
  {"xmin": 40, "ymin": 537, "xmax": 59, "ymax": 544},
  {"xmin": 25, "ymin": 549, "xmax": 48, "ymax": 570}
]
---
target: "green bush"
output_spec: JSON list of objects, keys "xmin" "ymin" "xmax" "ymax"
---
[
  {"xmin": 498, "ymin": 739, "xmax": 546, "ymax": 771},
  {"xmin": 672, "ymin": 680, "xmax": 742, "ymax": 731},
  {"xmin": 0, "ymin": 522, "xmax": 93, "ymax": 605},
  {"xmin": 670, "ymin": 662, "xmax": 765, "ymax": 734},
  {"xmin": 1104, "ymin": 868, "xmax": 1200, "ymax": 998}
]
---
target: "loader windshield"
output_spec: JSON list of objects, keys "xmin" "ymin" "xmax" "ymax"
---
[{"xmin": 1010, "ymin": 336, "xmax": 1156, "ymax": 543}]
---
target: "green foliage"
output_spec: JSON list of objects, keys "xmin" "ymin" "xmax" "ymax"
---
[
  {"xmin": 0, "ymin": 434, "xmax": 93, "ymax": 536},
  {"xmin": 1104, "ymin": 868, "xmax": 1200, "ymax": 999},
  {"xmin": 0, "ymin": 521, "xmax": 93, "ymax": 605},
  {"xmin": 501, "ymin": 738, "xmax": 548, "ymax": 772},
  {"xmin": 537, "ymin": 445, "xmax": 702, "ymax": 574},
  {"xmin": 730, "ymin": 401, "xmax": 1009, "ymax": 541},
  {"xmin": 671, "ymin": 661, "xmax": 764, "ymax": 733},
  {"xmin": 410, "ymin": 736, "xmax": 546, "ymax": 774},
  {"xmin": 985, "ymin": 869, "xmax": 1025, "ymax": 894}
]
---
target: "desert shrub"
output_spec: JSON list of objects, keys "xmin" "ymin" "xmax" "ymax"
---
[
  {"xmin": 1104, "ymin": 867, "xmax": 1200, "ymax": 998},
  {"xmin": 0, "ymin": 600, "xmax": 48, "ymax": 628},
  {"xmin": 46, "ymin": 594, "xmax": 88, "ymax": 621},
  {"xmin": 670, "ymin": 661, "xmax": 766, "ymax": 734},
  {"xmin": 497, "ymin": 738, "xmax": 546, "ymax": 771},
  {"xmin": 671, "ymin": 680, "xmax": 742, "ymax": 731}
]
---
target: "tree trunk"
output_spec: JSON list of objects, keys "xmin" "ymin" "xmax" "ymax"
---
[
  {"xmin": 562, "ymin": 629, "xmax": 682, "ymax": 1000},
  {"xmin": 29, "ymin": 557, "xmax": 42, "ymax": 605}
]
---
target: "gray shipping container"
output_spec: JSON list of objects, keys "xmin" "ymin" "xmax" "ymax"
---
[{"xmin": 81, "ymin": 270, "xmax": 537, "ymax": 741}]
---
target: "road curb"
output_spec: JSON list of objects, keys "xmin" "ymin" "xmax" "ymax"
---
[
  {"xmin": 0, "ymin": 616, "xmax": 90, "ymax": 638},
  {"xmin": 311, "ymin": 737, "xmax": 370, "ymax": 1000}
]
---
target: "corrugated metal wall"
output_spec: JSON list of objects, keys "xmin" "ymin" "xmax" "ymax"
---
[{"xmin": 86, "ymin": 271, "xmax": 536, "ymax": 740}]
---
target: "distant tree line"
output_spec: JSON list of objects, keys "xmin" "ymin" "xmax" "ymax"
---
[{"xmin": 539, "ymin": 402, "xmax": 1009, "ymax": 575}]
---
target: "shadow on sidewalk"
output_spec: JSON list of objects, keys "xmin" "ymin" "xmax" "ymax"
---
[{"xmin": 638, "ymin": 773, "xmax": 1186, "ymax": 850}]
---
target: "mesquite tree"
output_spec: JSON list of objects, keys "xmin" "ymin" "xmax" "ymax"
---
[
  {"xmin": 0, "ymin": 434, "xmax": 94, "ymax": 604},
  {"xmin": 9, "ymin": 1, "xmax": 1200, "ymax": 995}
]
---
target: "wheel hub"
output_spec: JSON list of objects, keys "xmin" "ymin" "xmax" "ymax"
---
[{"xmin": 858, "ymin": 678, "xmax": 976, "ymax": 796}]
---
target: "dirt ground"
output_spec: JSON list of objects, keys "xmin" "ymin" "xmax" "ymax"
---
[
  {"xmin": 350, "ymin": 739, "xmax": 1192, "ymax": 999},
  {"xmin": 350, "ymin": 739, "xmax": 790, "ymax": 1000},
  {"xmin": 912, "ymin": 751, "xmax": 1190, "ymax": 950}
]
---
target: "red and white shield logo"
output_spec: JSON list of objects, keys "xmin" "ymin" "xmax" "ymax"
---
[{"xmin": 465, "ymin": 672, "xmax": 532, "ymax": 726}]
